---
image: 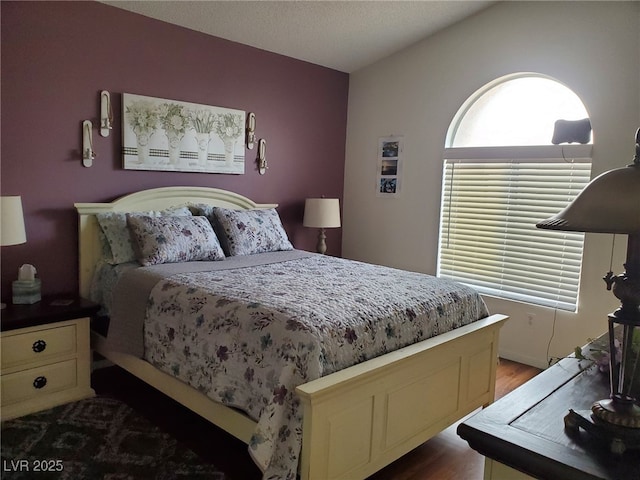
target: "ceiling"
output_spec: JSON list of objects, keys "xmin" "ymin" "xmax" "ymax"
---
[{"xmin": 103, "ymin": 1, "xmax": 496, "ymax": 73}]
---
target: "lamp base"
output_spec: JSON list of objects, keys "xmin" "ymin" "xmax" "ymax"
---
[
  {"xmin": 592, "ymin": 398, "xmax": 640, "ymax": 428},
  {"xmin": 565, "ymin": 408, "xmax": 640, "ymax": 455},
  {"xmin": 315, "ymin": 228, "xmax": 327, "ymax": 255}
]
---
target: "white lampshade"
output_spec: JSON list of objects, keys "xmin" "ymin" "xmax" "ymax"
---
[
  {"xmin": 303, "ymin": 198, "xmax": 341, "ymax": 228},
  {"xmin": 1, "ymin": 196, "xmax": 27, "ymax": 246}
]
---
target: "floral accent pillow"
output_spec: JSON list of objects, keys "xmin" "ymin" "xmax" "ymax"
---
[
  {"xmin": 212, "ymin": 207, "xmax": 293, "ymax": 256},
  {"xmin": 126, "ymin": 215, "xmax": 225, "ymax": 266},
  {"xmin": 96, "ymin": 207, "xmax": 192, "ymax": 265}
]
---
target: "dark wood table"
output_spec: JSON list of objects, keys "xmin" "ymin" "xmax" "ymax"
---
[{"xmin": 458, "ymin": 347, "xmax": 640, "ymax": 480}]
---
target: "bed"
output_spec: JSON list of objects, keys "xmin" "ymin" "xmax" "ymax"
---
[{"xmin": 75, "ymin": 186, "xmax": 507, "ymax": 480}]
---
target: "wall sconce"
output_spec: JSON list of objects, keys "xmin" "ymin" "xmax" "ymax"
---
[
  {"xmin": 246, "ymin": 112, "xmax": 256, "ymax": 149},
  {"xmin": 82, "ymin": 120, "xmax": 95, "ymax": 167},
  {"xmin": 100, "ymin": 90, "xmax": 113, "ymax": 137},
  {"xmin": 257, "ymin": 138, "xmax": 267, "ymax": 175}
]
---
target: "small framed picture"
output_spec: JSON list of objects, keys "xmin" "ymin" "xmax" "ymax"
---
[
  {"xmin": 376, "ymin": 136, "xmax": 403, "ymax": 197},
  {"xmin": 380, "ymin": 178, "xmax": 397, "ymax": 194}
]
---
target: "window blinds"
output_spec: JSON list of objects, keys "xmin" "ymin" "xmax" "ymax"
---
[{"xmin": 438, "ymin": 158, "xmax": 592, "ymax": 311}]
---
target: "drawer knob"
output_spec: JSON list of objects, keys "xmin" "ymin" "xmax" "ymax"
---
[
  {"xmin": 33, "ymin": 376, "xmax": 47, "ymax": 389},
  {"xmin": 32, "ymin": 339, "xmax": 47, "ymax": 353}
]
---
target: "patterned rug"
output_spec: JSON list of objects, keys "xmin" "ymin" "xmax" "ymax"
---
[{"xmin": 1, "ymin": 396, "xmax": 228, "ymax": 479}]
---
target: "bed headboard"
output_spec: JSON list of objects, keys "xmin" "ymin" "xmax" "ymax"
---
[{"xmin": 74, "ymin": 186, "xmax": 277, "ymax": 298}]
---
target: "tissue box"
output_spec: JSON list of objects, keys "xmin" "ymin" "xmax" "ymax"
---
[{"xmin": 12, "ymin": 279, "xmax": 41, "ymax": 304}]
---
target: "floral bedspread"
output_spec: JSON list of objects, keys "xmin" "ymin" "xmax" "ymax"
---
[{"xmin": 142, "ymin": 253, "xmax": 488, "ymax": 479}]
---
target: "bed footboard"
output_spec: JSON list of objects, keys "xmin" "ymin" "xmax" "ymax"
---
[
  {"xmin": 295, "ymin": 314, "xmax": 507, "ymax": 480},
  {"xmin": 92, "ymin": 314, "xmax": 505, "ymax": 480}
]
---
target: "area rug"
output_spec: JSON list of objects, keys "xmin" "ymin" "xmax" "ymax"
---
[{"xmin": 1, "ymin": 396, "xmax": 227, "ymax": 480}]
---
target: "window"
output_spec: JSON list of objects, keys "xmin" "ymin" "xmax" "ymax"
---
[{"xmin": 438, "ymin": 74, "xmax": 592, "ymax": 312}]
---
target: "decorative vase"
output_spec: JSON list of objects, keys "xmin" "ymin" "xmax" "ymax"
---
[
  {"xmin": 196, "ymin": 132, "xmax": 210, "ymax": 166},
  {"xmin": 223, "ymin": 138, "xmax": 236, "ymax": 165},
  {"xmin": 136, "ymin": 132, "xmax": 151, "ymax": 164},
  {"xmin": 166, "ymin": 130, "xmax": 184, "ymax": 165}
]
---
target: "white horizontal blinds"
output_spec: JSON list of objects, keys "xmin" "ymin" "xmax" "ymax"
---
[{"xmin": 439, "ymin": 158, "xmax": 592, "ymax": 311}]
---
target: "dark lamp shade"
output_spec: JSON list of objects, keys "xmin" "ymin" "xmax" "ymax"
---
[{"xmin": 536, "ymin": 164, "xmax": 640, "ymax": 234}]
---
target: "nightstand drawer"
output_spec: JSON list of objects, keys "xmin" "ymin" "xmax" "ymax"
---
[
  {"xmin": 1, "ymin": 359, "xmax": 77, "ymax": 406},
  {"xmin": 1, "ymin": 324, "xmax": 76, "ymax": 370}
]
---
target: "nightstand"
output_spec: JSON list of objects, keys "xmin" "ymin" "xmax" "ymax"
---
[{"xmin": 0, "ymin": 297, "xmax": 99, "ymax": 420}]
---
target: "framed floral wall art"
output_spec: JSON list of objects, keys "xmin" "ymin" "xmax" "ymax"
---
[{"xmin": 123, "ymin": 93, "xmax": 245, "ymax": 174}]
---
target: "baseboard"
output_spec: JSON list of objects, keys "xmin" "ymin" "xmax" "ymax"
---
[{"xmin": 499, "ymin": 350, "xmax": 548, "ymax": 370}]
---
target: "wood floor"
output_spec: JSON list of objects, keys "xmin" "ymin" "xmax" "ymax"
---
[{"xmin": 92, "ymin": 358, "xmax": 541, "ymax": 480}]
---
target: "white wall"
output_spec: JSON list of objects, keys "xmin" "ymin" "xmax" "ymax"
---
[{"xmin": 343, "ymin": 1, "xmax": 640, "ymax": 368}]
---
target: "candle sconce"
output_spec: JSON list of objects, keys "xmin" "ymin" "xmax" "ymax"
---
[
  {"xmin": 246, "ymin": 112, "xmax": 256, "ymax": 149},
  {"xmin": 257, "ymin": 138, "xmax": 267, "ymax": 175},
  {"xmin": 100, "ymin": 90, "xmax": 113, "ymax": 137},
  {"xmin": 82, "ymin": 120, "xmax": 95, "ymax": 167}
]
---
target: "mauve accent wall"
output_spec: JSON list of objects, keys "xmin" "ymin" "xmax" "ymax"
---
[{"xmin": 1, "ymin": 1, "xmax": 348, "ymax": 300}]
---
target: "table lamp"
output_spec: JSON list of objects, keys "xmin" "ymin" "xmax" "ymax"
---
[
  {"xmin": 303, "ymin": 198, "xmax": 341, "ymax": 254},
  {"xmin": 1, "ymin": 196, "xmax": 27, "ymax": 308},
  {"xmin": 537, "ymin": 128, "xmax": 640, "ymax": 452},
  {"xmin": 1, "ymin": 196, "xmax": 26, "ymax": 247}
]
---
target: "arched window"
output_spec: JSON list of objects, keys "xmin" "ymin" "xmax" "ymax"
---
[{"xmin": 437, "ymin": 73, "xmax": 592, "ymax": 311}]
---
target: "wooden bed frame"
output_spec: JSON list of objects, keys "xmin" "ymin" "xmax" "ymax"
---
[{"xmin": 75, "ymin": 186, "xmax": 507, "ymax": 480}]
